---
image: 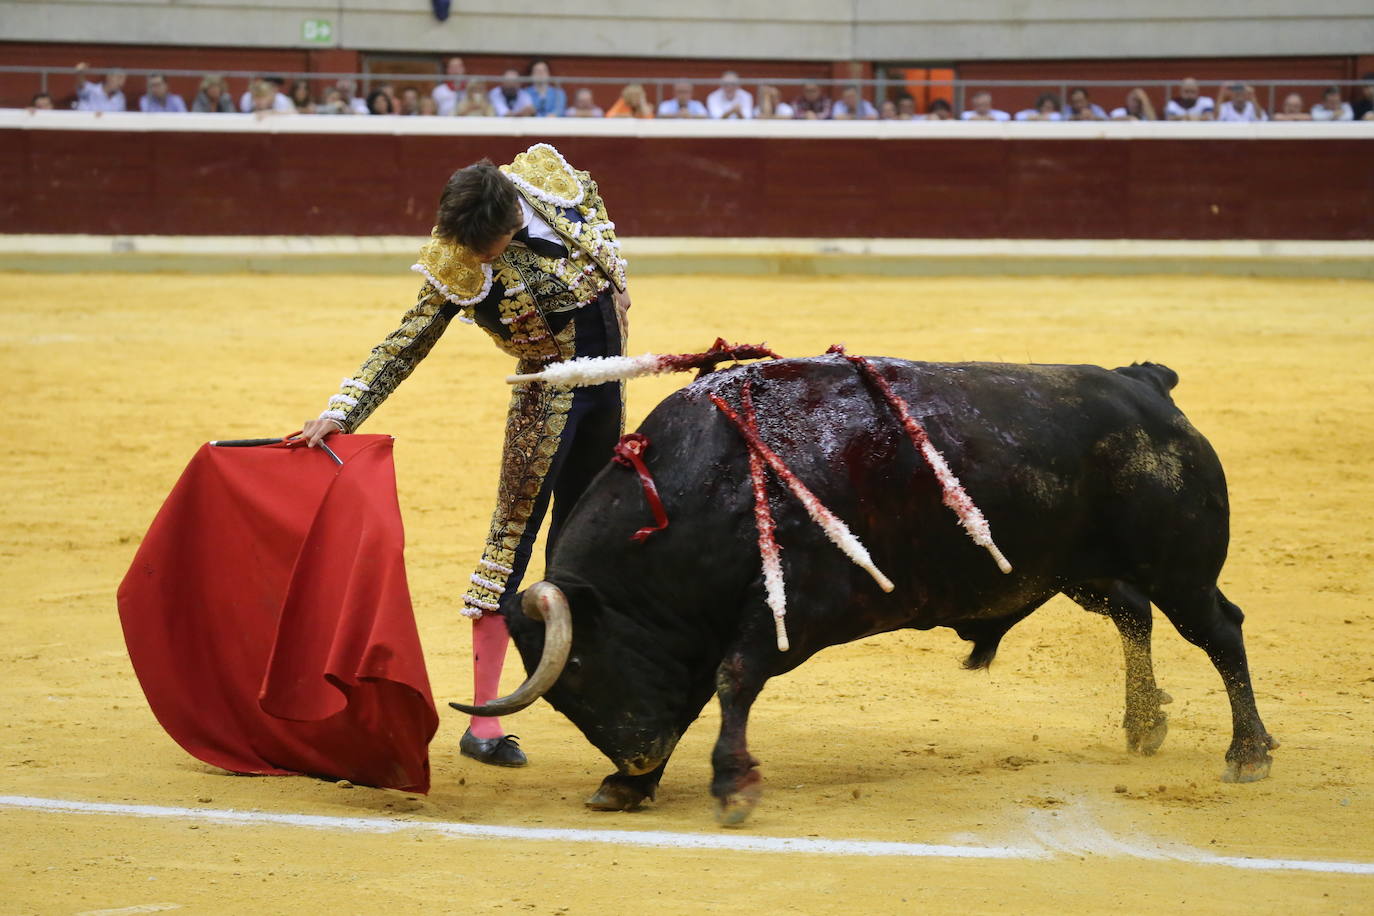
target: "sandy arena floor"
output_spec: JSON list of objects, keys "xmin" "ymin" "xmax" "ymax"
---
[{"xmin": 2, "ymin": 272, "xmax": 1372, "ymax": 914}]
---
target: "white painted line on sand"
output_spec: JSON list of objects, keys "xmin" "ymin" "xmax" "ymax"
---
[
  {"xmin": 3, "ymin": 794, "xmax": 1372, "ymax": 874},
  {"xmin": 1023, "ymin": 802, "xmax": 1374, "ymax": 875},
  {"xmin": 0, "ymin": 795, "xmax": 1035, "ymax": 861}
]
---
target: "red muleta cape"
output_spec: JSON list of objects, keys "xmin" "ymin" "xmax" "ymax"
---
[{"xmin": 117, "ymin": 435, "xmax": 439, "ymax": 793}]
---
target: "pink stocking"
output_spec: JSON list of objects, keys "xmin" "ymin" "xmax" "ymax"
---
[{"xmin": 469, "ymin": 612, "xmax": 510, "ymax": 739}]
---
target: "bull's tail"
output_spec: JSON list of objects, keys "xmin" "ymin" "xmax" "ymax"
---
[{"xmin": 1113, "ymin": 362, "xmax": 1179, "ymax": 399}]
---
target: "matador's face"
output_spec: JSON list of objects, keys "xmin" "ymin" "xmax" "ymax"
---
[{"xmin": 474, "ymin": 228, "xmax": 519, "ymax": 264}]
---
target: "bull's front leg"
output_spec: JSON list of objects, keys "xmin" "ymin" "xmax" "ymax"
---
[
  {"xmin": 710, "ymin": 650, "xmax": 768, "ymax": 826},
  {"xmin": 586, "ymin": 762, "xmax": 667, "ymax": 812}
]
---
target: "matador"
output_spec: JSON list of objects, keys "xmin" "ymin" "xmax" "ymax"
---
[{"xmin": 300, "ymin": 143, "xmax": 629, "ymax": 767}]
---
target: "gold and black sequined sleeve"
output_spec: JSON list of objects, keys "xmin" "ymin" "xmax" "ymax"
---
[{"xmin": 319, "ymin": 284, "xmax": 461, "ymax": 432}]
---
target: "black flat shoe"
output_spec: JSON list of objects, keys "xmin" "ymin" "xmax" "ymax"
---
[{"xmin": 459, "ymin": 728, "xmax": 528, "ymax": 767}]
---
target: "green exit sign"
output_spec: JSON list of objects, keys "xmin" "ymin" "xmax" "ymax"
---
[{"xmin": 302, "ymin": 18, "xmax": 334, "ymax": 44}]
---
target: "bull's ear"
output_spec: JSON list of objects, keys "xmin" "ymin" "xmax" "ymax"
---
[{"xmin": 448, "ymin": 582, "xmax": 572, "ymax": 717}]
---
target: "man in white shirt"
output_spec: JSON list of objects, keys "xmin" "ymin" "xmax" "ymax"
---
[
  {"xmin": 1165, "ymin": 78, "xmax": 1215, "ymax": 120},
  {"xmin": 657, "ymin": 82, "xmax": 708, "ymax": 118},
  {"xmin": 1014, "ymin": 93, "xmax": 1063, "ymax": 121},
  {"xmin": 489, "ymin": 69, "xmax": 536, "ymax": 117},
  {"xmin": 706, "ymin": 71, "xmax": 753, "ymax": 119},
  {"xmin": 1216, "ymin": 82, "xmax": 1266, "ymax": 122},
  {"xmin": 1311, "ymin": 86, "xmax": 1354, "ymax": 121},
  {"xmin": 74, "ymin": 63, "xmax": 126, "ymax": 112},
  {"xmin": 831, "ymin": 86, "xmax": 878, "ymax": 120},
  {"xmin": 432, "ymin": 57, "xmax": 466, "ymax": 117},
  {"xmin": 139, "ymin": 73, "xmax": 187, "ymax": 113},
  {"xmin": 1065, "ymin": 87, "xmax": 1107, "ymax": 121},
  {"xmin": 960, "ymin": 91, "xmax": 1010, "ymax": 122}
]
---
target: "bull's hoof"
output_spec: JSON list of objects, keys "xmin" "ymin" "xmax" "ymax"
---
[
  {"xmin": 713, "ymin": 772, "xmax": 763, "ymax": 827},
  {"xmin": 1125, "ymin": 715, "xmax": 1169, "ymax": 756},
  {"xmin": 1221, "ymin": 757, "xmax": 1272, "ymax": 783},
  {"xmin": 585, "ymin": 779, "xmax": 650, "ymax": 812}
]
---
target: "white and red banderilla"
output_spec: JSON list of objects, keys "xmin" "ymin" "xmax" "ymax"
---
[
  {"xmin": 711, "ymin": 381, "xmax": 896, "ymax": 652},
  {"xmin": 828, "ymin": 345, "xmax": 1013, "ymax": 575}
]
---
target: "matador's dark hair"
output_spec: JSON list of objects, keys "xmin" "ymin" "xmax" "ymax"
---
[{"xmin": 435, "ymin": 159, "xmax": 523, "ymax": 251}]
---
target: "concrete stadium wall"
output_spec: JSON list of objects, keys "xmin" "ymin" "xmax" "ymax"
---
[
  {"xmin": 4, "ymin": 115, "xmax": 1371, "ymax": 241},
  {"xmin": 4, "ymin": 1, "xmax": 1373, "ymax": 62}
]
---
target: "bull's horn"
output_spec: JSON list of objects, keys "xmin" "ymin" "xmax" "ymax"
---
[{"xmin": 447, "ymin": 581, "xmax": 572, "ymax": 717}]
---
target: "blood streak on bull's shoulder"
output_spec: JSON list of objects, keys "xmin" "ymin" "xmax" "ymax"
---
[
  {"xmin": 710, "ymin": 381, "xmax": 894, "ymax": 595},
  {"xmin": 828, "ymin": 346, "xmax": 1012, "ymax": 574}
]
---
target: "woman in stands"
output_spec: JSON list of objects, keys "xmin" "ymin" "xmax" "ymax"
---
[
  {"xmin": 606, "ymin": 83, "xmax": 654, "ymax": 118},
  {"xmin": 366, "ymin": 89, "xmax": 395, "ymax": 115},
  {"xmin": 192, "ymin": 74, "xmax": 235, "ymax": 113},
  {"xmin": 454, "ymin": 79, "xmax": 496, "ymax": 117}
]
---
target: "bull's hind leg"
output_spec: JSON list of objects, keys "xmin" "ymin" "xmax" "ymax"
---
[
  {"xmin": 1150, "ymin": 586, "xmax": 1277, "ymax": 782},
  {"xmin": 710, "ymin": 649, "xmax": 769, "ymax": 826},
  {"xmin": 1066, "ymin": 580, "xmax": 1172, "ymax": 755}
]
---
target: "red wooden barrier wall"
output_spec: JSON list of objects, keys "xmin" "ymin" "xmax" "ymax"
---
[{"xmin": 3, "ymin": 130, "xmax": 1371, "ymax": 239}]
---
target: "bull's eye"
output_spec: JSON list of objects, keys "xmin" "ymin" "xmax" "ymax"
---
[{"xmin": 567, "ymin": 655, "xmax": 582, "ymax": 672}]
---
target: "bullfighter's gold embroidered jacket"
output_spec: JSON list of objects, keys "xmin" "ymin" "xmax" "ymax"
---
[{"xmin": 319, "ymin": 143, "xmax": 628, "ymax": 432}]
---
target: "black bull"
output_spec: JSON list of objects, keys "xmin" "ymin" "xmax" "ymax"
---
[{"xmin": 453, "ymin": 356, "xmax": 1278, "ymax": 824}]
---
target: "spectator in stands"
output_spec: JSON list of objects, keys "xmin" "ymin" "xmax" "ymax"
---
[
  {"xmin": 878, "ymin": 99, "xmax": 898, "ymax": 120},
  {"xmin": 526, "ymin": 60, "xmax": 566, "ymax": 118},
  {"xmin": 658, "ymin": 81, "xmax": 707, "ymax": 118},
  {"xmin": 1014, "ymin": 92, "xmax": 1062, "ymax": 121},
  {"xmin": 138, "ymin": 73, "xmax": 186, "ymax": 113},
  {"xmin": 455, "ymin": 79, "xmax": 496, "ymax": 117},
  {"xmin": 74, "ymin": 62, "xmax": 126, "ymax": 112},
  {"xmin": 490, "ymin": 69, "xmax": 536, "ymax": 117},
  {"xmin": 894, "ymin": 92, "xmax": 918, "ymax": 120},
  {"xmin": 417, "ymin": 97, "xmax": 438, "ymax": 116},
  {"xmin": 1216, "ymin": 82, "xmax": 1266, "ymax": 122},
  {"xmin": 832, "ymin": 85, "xmax": 878, "ymax": 120},
  {"xmin": 754, "ymin": 85, "xmax": 794, "ymax": 119},
  {"xmin": 366, "ymin": 89, "xmax": 395, "ymax": 115},
  {"xmin": 1311, "ymin": 86, "xmax": 1353, "ymax": 121},
  {"xmin": 924, "ymin": 98, "xmax": 954, "ymax": 120},
  {"xmin": 606, "ymin": 83, "xmax": 654, "ymax": 118},
  {"xmin": 1271, "ymin": 92, "xmax": 1312, "ymax": 121},
  {"xmin": 1109, "ymin": 88, "xmax": 1156, "ymax": 120},
  {"xmin": 398, "ymin": 87, "xmax": 421, "ymax": 116},
  {"xmin": 1064, "ymin": 87, "xmax": 1106, "ymax": 120},
  {"xmin": 192, "ymin": 74, "xmax": 235, "ymax": 113},
  {"xmin": 1165, "ymin": 77, "xmax": 1214, "ymax": 120},
  {"xmin": 242, "ymin": 77, "xmax": 292, "ymax": 113},
  {"xmin": 565, "ymin": 87, "xmax": 603, "ymax": 118},
  {"xmin": 706, "ymin": 71, "xmax": 753, "ymax": 119},
  {"xmin": 792, "ymin": 82, "xmax": 832, "ymax": 120},
  {"xmin": 250, "ymin": 80, "xmax": 289, "ymax": 115},
  {"xmin": 960, "ymin": 91, "xmax": 1009, "ymax": 121},
  {"xmin": 1354, "ymin": 74, "xmax": 1374, "ymax": 121},
  {"xmin": 433, "ymin": 57, "xmax": 467, "ymax": 117},
  {"xmin": 335, "ymin": 79, "xmax": 369, "ymax": 115},
  {"xmin": 29, "ymin": 92, "xmax": 54, "ymax": 111},
  {"xmin": 317, "ymin": 86, "xmax": 352, "ymax": 115},
  {"xmin": 288, "ymin": 79, "xmax": 316, "ymax": 114}
]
